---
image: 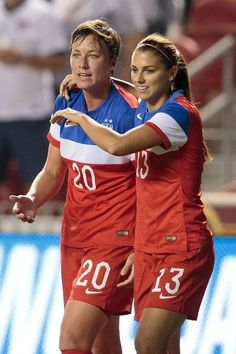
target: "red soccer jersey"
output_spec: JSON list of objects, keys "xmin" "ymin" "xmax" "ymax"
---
[
  {"xmin": 48, "ymin": 83, "xmax": 137, "ymax": 248},
  {"xmin": 134, "ymin": 91, "xmax": 212, "ymax": 254}
]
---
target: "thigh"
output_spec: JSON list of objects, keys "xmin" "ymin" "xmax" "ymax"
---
[
  {"xmin": 93, "ymin": 316, "xmax": 122, "ymax": 354},
  {"xmin": 167, "ymin": 327, "xmax": 181, "ymax": 354},
  {"xmin": 135, "ymin": 307, "xmax": 185, "ymax": 354},
  {"xmin": 70, "ymin": 246, "xmax": 133, "ymax": 315},
  {"xmin": 60, "ymin": 299, "xmax": 108, "ymax": 351},
  {"xmin": 60, "ymin": 246, "xmax": 123, "ymax": 353}
]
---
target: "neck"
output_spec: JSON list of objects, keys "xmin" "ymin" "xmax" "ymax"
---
[
  {"xmin": 147, "ymin": 92, "xmax": 170, "ymax": 112},
  {"xmin": 83, "ymin": 82, "xmax": 111, "ymax": 111}
]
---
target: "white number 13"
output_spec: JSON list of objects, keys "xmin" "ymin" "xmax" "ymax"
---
[{"xmin": 152, "ymin": 267, "xmax": 184, "ymax": 295}]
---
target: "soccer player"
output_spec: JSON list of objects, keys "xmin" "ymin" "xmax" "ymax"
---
[
  {"xmin": 51, "ymin": 32, "xmax": 215, "ymax": 354},
  {"xmin": 9, "ymin": 19, "xmax": 137, "ymax": 354}
]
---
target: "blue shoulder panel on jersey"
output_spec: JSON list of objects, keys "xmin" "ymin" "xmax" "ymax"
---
[
  {"xmin": 135, "ymin": 91, "xmax": 190, "ymax": 136},
  {"xmin": 160, "ymin": 103, "xmax": 190, "ymax": 136},
  {"xmin": 52, "ymin": 94, "xmax": 68, "ymax": 114},
  {"xmin": 52, "ymin": 84, "xmax": 136, "ymax": 145}
]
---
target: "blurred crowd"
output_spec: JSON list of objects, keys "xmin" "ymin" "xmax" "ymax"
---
[{"xmin": 0, "ymin": 0, "xmax": 235, "ymax": 201}]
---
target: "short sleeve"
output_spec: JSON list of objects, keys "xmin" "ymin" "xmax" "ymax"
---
[{"xmin": 145, "ymin": 103, "xmax": 190, "ymax": 149}]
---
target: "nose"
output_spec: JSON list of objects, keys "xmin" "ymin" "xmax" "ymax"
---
[
  {"xmin": 134, "ymin": 71, "xmax": 145, "ymax": 83},
  {"xmin": 78, "ymin": 56, "xmax": 89, "ymax": 69}
]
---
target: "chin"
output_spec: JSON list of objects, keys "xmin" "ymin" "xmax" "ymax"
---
[
  {"xmin": 138, "ymin": 92, "xmax": 150, "ymax": 101},
  {"xmin": 77, "ymin": 81, "xmax": 92, "ymax": 89}
]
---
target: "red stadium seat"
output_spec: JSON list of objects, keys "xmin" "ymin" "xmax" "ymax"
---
[{"xmin": 184, "ymin": 0, "xmax": 236, "ymax": 106}]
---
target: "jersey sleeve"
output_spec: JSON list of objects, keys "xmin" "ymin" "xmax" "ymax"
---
[
  {"xmin": 47, "ymin": 95, "xmax": 67, "ymax": 147},
  {"xmin": 145, "ymin": 103, "xmax": 190, "ymax": 149}
]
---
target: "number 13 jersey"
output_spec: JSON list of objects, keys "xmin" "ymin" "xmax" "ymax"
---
[{"xmin": 134, "ymin": 90, "xmax": 212, "ymax": 254}]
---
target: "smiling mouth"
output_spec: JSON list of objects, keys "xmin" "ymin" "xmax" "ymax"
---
[
  {"xmin": 78, "ymin": 73, "xmax": 91, "ymax": 78},
  {"xmin": 136, "ymin": 86, "xmax": 149, "ymax": 91}
]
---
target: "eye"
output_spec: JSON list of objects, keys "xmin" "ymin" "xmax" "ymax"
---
[
  {"xmin": 145, "ymin": 68, "xmax": 155, "ymax": 74},
  {"xmin": 130, "ymin": 67, "xmax": 137, "ymax": 73},
  {"xmin": 71, "ymin": 53, "xmax": 80, "ymax": 58},
  {"xmin": 88, "ymin": 53, "xmax": 99, "ymax": 59}
]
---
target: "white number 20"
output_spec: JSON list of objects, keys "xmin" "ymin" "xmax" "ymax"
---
[
  {"xmin": 76, "ymin": 259, "xmax": 111, "ymax": 290},
  {"xmin": 72, "ymin": 162, "xmax": 96, "ymax": 190}
]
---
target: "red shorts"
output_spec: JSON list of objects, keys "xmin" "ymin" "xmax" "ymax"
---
[
  {"xmin": 134, "ymin": 243, "xmax": 214, "ymax": 321},
  {"xmin": 61, "ymin": 243, "xmax": 133, "ymax": 315}
]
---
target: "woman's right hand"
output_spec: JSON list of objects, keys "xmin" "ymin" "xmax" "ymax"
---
[
  {"xmin": 9, "ymin": 195, "xmax": 36, "ymax": 223},
  {"xmin": 59, "ymin": 74, "xmax": 78, "ymax": 101}
]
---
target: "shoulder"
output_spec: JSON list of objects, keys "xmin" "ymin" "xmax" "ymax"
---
[
  {"xmin": 112, "ymin": 82, "xmax": 138, "ymax": 109},
  {"xmin": 159, "ymin": 95, "xmax": 191, "ymax": 127},
  {"xmin": 53, "ymin": 94, "xmax": 69, "ymax": 113},
  {"xmin": 174, "ymin": 95, "xmax": 203, "ymax": 130},
  {"xmin": 147, "ymin": 98, "xmax": 191, "ymax": 138},
  {"xmin": 104, "ymin": 85, "xmax": 136, "ymax": 132},
  {"xmin": 54, "ymin": 89, "xmax": 83, "ymax": 109}
]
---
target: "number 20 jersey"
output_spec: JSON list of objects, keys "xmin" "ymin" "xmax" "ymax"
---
[{"xmin": 48, "ymin": 82, "xmax": 137, "ymax": 248}]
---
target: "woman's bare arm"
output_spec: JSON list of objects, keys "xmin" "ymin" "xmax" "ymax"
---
[{"xmin": 51, "ymin": 108, "xmax": 162, "ymax": 156}]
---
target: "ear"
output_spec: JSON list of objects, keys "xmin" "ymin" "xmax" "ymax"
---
[
  {"xmin": 169, "ymin": 65, "xmax": 178, "ymax": 81},
  {"xmin": 109, "ymin": 56, "xmax": 117, "ymax": 71}
]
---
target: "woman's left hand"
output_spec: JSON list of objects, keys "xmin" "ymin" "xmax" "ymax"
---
[
  {"xmin": 117, "ymin": 253, "xmax": 134, "ymax": 288},
  {"xmin": 50, "ymin": 108, "xmax": 81, "ymax": 125}
]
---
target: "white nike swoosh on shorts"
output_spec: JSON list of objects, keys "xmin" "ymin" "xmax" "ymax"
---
[
  {"xmin": 85, "ymin": 288, "xmax": 103, "ymax": 295},
  {"xmin": 159, "ymin": 293, "xmax": 177, "ymax": 299}
]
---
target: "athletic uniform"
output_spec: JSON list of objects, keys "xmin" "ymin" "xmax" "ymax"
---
[
  {"xmin": 134, "ymin": 90, "xmax": 214, "ymax": 320},
  {"xmin": 48, "ymin": 82, "xmax": 137, "ymax": 314}
]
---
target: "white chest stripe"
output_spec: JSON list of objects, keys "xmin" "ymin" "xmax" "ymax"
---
[
  {"xmin": 49, "ymin": 123, "xmax": 134, "ymax": 164},
  {"xmin": 60, "ymin": 138, "xmax": 132, "ymax": 165}
]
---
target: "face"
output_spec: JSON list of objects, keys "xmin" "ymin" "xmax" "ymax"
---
[
  {"xmin": 70, "ymin": 34, "xmax": 115, "ymax": 94},
  {"xmin": 131, "ymin": 49, "xmax": 175, "ymax": 111}
]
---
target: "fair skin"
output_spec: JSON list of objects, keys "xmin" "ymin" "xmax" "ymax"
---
[
  {"xmin": 69, "ymin": 34, "xmax": 116, "ymax": 110},
  {"xmin": 9, "ymin": 34, "xmax": 133, "ymax": 354},
  {"xmin": 51, "ymin": 48, "xmax": 185, "ymax": 354}
]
